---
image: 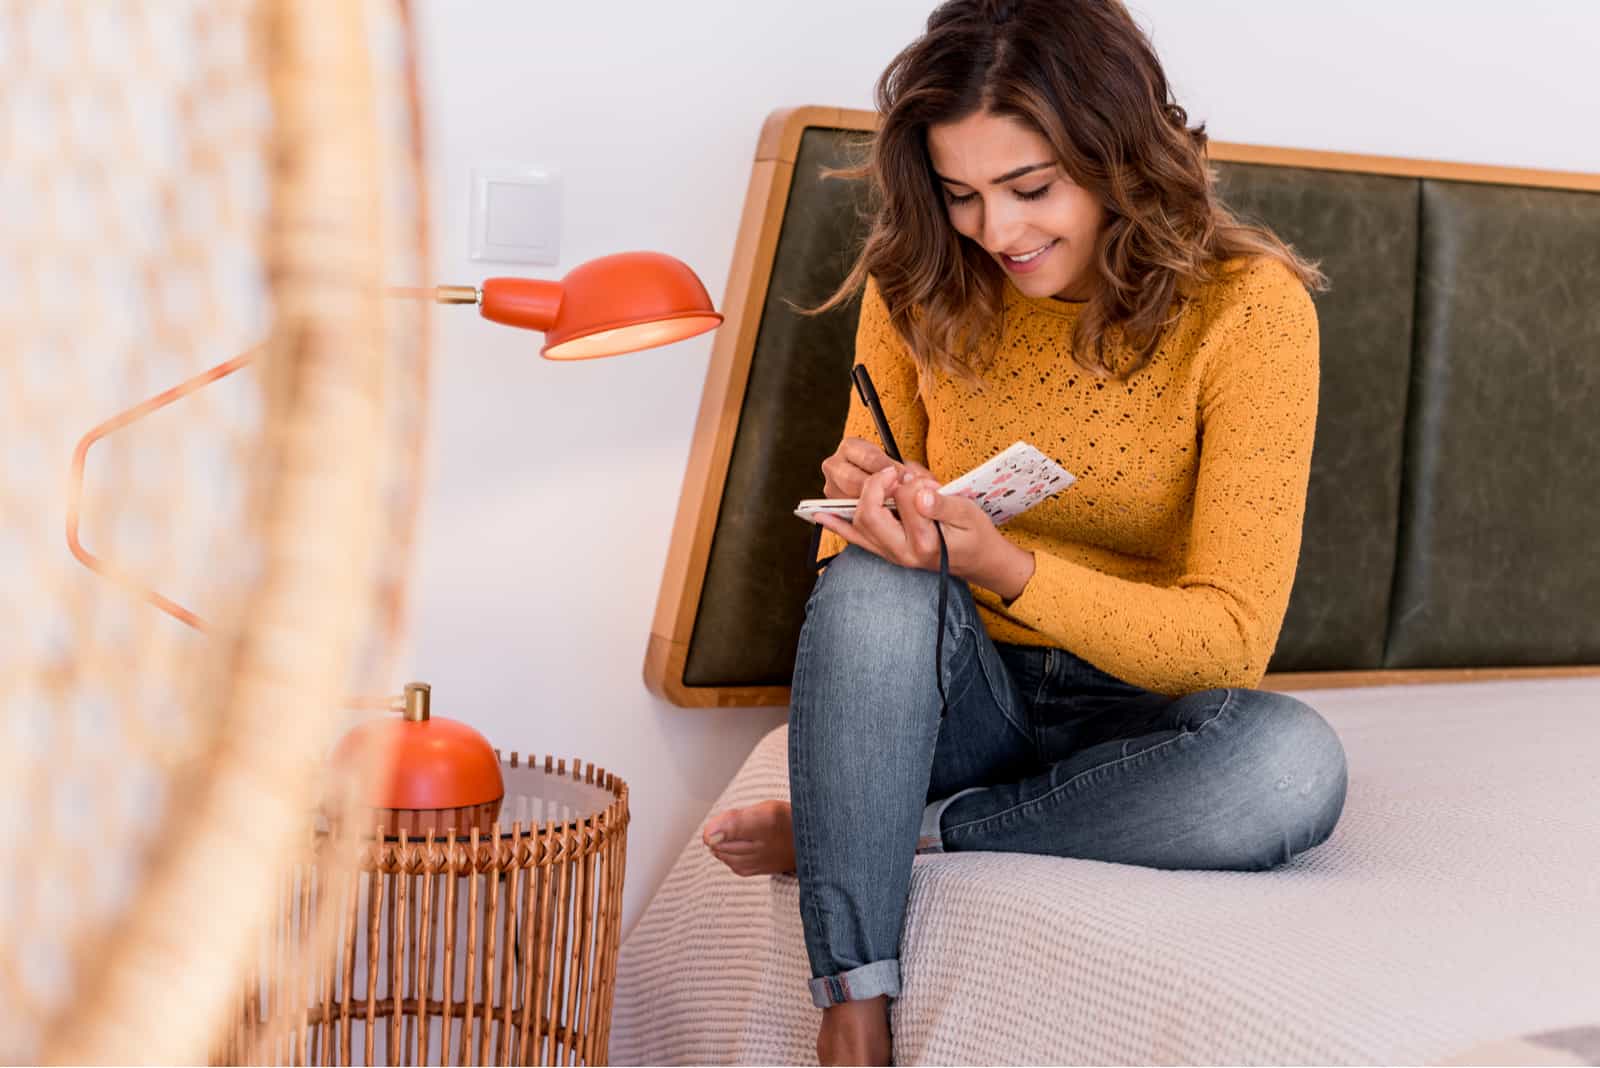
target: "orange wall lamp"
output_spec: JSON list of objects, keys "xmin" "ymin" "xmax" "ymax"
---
[
  {"xmin": 65, "ymin": 250, "xmax": 722, "ymax": 830},
  {"xmin": 66, "ymin": 250, "xmax": 721, "ymax": 629}
]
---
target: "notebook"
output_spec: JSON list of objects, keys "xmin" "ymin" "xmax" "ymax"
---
[{"xmin": 794, "ymin": 441, "xmax": 1075, "ymax": 526}]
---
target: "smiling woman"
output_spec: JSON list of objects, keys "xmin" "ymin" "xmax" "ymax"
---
[
  {"xmin": 811, "ymin": 0, "xmax": 1323, "ymax": 385},
  {"xmin": 698, "ymin": 1, "xmax": 1345, "ymax": 1065}
]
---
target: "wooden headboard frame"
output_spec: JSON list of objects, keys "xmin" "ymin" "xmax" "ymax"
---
[{"xmin": 645, "ymin": 105, "xmax": 1600, "ymax": 709}]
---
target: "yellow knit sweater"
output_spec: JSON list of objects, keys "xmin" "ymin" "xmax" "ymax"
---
[{"xmin": 819, "ymin": 256, "xmax": 1319, "ymax": 696}]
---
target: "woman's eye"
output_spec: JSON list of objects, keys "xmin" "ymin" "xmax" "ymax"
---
[{"xmin": 942, "ymin": 184, "xmax": 1052, "ymax": 206}]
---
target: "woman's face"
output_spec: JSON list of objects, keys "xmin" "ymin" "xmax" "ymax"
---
[{"xmin": 926, "ymin": 110, "xmax": 1106, "ymax": 302}]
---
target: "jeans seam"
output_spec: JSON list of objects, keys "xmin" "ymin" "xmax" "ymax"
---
[
  {"xmin": 943, "ymin": 688, "xmax": 1237, "ymax": 841},
  {"xmin": 979, "ymin": 630, "xmax": 1034, "ymax": 746},
  {"xmin": 1025, "ymin": 647, "xmax": 1055, "ymax": 754},
  {"xmin": 788, "ymin": 608, "xmax": 831, "ymax": 972},
  {"xmin": 1031, "ymin": 647, "xmax": 1055, "ymax": 706}
]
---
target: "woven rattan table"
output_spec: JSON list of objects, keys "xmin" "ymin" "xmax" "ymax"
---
[{"xmin": 225, "ymin": 755, "xmax": 629, "ymax": 1066}]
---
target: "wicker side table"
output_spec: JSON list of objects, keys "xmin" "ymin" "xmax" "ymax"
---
[{"xmin": 225, "ymin": 755, "xmax": 628, "ymax": 1066}]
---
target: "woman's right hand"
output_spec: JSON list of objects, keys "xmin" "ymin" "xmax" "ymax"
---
[{"xmin": 821, "ymin": 436, "xmax": 931, "ymax": 498}]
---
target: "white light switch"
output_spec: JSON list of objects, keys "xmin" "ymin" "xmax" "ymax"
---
[{"xmin": 470, "ymin": 165, "xmax": 562, "ymax": 265}]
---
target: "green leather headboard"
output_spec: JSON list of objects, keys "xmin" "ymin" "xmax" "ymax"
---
[{"xmin": 646, "ymin": 107, "xmax": 1600, "ymax": 707}]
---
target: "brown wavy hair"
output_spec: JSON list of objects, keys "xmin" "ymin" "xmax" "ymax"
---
[{"xmin": 815, "ymin": 0, "xmax": 1326, "ymax": 383}]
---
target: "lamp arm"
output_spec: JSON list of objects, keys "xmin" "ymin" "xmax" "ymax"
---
[
  {"xmin": 63, "ymin": 255, "xmax": 715, "ymax": 709},
  {"xmin": 66, "ymin": 348, "xmax": 260, "ymax": 631},
  {"xmin": 64, "ymin": 285, "xmax": 466, "ymax": 634},
  {"xmin": 63, "ymin": 341, "xmax": 420, "ymax": 714},
  {"xmin": 388, "ymin": 284, "xmax": 480, "ymax": 305}
]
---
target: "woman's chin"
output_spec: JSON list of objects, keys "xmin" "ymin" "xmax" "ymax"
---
[
  {"xmin": 1013, "ymin": 271, "xmax": 1072, "ymax": 299},
  {"xmin": 1042, "ymin": 271, "xmax": 1096, "ymax": 303}
]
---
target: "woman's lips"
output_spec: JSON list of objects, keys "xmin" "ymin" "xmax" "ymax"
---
[{"xmin": 1000, "ymin": 239, "xmax": 1058, "ymax": 274}]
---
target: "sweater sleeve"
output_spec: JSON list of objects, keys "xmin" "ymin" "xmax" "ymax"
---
[
  {"xmin": 816, "ymin": 277, "xmax": 930, "ymax": 561},
  {"xmin": 991, "ymin": 262, "xmax": 1320, "ymax": 694}
]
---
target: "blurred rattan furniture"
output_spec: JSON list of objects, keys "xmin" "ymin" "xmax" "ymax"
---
[
  {"xmin": 226, "ymin": 754, "xmax": 629, "ymax": 1066},
  {"xmin": 3, "ymin": 3, "xmax": 435, "ymax": 1061},
  {"xmin": 6, "ymin": 3, "xmax": 700, "ymax": 1061}
]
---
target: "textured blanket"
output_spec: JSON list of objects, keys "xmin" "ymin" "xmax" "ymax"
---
[{"xmin": 613, "ymin": 678, "xmax": 1600, "ymax": 1065}]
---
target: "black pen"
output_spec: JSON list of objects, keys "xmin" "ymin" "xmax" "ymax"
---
[{"xmin": 851, "ymin": 364, "xmax": 903, "ymax": 464}]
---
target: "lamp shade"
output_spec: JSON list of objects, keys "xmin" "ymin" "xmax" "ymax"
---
[
  {"xmin": 479, "ymin": 250, "xmax": 723, "ymax": 360},
  {"xmin": 328, "ymin": 682, "xmax": 504, "ymax": 835}
]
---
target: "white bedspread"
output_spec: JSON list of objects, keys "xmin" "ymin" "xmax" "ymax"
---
[{"xmin": 612, "ymin": 678, "xmax": 1600, "ymax": 1065}]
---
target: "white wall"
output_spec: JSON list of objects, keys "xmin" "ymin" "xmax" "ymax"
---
[{"xmin": 407, "ymin": 0, "xmax": 1600, "ymax": 935}]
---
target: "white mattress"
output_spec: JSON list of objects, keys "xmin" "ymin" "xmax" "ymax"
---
[{"xmin": 611, "ymin": 678, "xmax": 1600, "ymax": 1065}]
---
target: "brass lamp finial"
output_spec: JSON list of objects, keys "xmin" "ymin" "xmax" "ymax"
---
[{"xmin": 403, "ymin": 681, "xmax": 431, "ymax": 722}]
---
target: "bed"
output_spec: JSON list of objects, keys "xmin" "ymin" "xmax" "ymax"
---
[{"xmin": 621, "ymin": 106, "xmax": 1600, "ymax": 1064}]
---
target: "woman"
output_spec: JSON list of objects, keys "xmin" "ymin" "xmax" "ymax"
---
[{"xmin": 703, "ymin": 0, "xmax": 1349, "ymax": 1062}]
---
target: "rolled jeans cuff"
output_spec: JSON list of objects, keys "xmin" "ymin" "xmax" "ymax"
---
[{"xmin": 809, "ymin": 959, "xmax": 900, "ymax": 1007}]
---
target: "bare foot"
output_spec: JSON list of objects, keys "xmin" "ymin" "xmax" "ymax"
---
[
  {"xmin": 817, "ymin": 996, "xmax": 892, "ymax": 1066},
  {"xmin": 702, "ymin": 799, "xmax": 797, "ymax": 876}
]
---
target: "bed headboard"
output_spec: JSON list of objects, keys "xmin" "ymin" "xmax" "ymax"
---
[{"xmin": 646, "ymin": 106, "xmax": 1600, "ymax": 708}]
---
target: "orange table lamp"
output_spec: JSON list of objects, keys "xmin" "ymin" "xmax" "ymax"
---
[{"xmin": 327, "ymin": 682, "xmax": 506, "ymax": 835}]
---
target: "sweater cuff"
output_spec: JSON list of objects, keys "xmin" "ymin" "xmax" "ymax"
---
[
  {"xmin": 971, "ymin": 584, "xmax": 1008, "ymax": 612},
  {"xmin": 998, "ymin": 549, "xmax": 1132, "ymax": 650},
  {"xmin": 999, "ymin": 547, "xmax": 1079, "ymax": 630}
]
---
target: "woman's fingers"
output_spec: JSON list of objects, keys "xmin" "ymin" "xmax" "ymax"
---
[
  {"xmin": 816, "ymin": 468, "xmax": 899, "ymax": 561},
  {"xmin": 899, "ymin": 478, "xmax": 941, "ymax": 558},
  {"xmin": 819, "ymin": 455, "xmax": 854, "ymax": 499},
  {"xmin": 812, "ymin": 510, "xmax": 859, "ymax": 547},
  {"xmin": 830, "ymin": 475, "xmax": 868, "ymax": 499},
  {"xmin": 822, "ymin": 437, "xmax": 894, "ymax": 498},
  {"xmin": 820, "ymin": 438, "xmax": 935, "ymax": 501},
  {"xmin": 841, "ymin": 437, "xmax": 895, "ymax": 474},
  {"xmin": 854, "ymin": 466, "xmax": 908, "ymax": 558},
  {"xmin": 814, "ymin": 448, "xmax": 947, "ymax": 568}
]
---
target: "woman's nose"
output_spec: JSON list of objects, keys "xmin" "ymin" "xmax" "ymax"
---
[{"xmin": 981, "ymin": 199, "xmax": 1027, "ymax": 253}]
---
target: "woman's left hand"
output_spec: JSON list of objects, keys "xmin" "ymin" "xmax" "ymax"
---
[{"xmin": 815, "ymin": 466, "xmax": 1037, "ymax": 601}]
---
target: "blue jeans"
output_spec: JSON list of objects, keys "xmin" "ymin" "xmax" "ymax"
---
[{"xmin": 789, "ymin": 547, "xmax": 1348, "ymax": 1008}]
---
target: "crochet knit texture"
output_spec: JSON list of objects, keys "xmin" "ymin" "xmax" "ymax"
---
[{"xmin": 819, "ymin": 256, "xmax": 1320, "ymax": 695}]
